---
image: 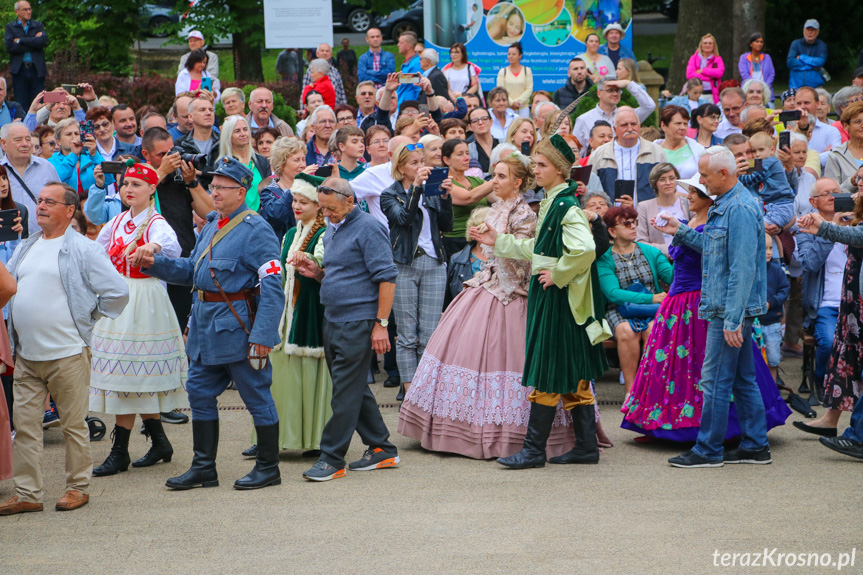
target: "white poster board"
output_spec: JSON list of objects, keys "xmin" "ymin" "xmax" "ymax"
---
[{"xmin": 264, "ymin": 0, "xmax": 333, "ymax": 49}]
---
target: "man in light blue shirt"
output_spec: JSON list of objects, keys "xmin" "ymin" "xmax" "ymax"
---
[{"xmin": 396, "ymin": 32, "xmax": 422, "ymax": 104}]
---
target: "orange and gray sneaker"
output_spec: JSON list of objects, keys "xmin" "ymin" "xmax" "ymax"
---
[
  {"xmin": 302, "ymin": 460, "xmax": 347, "ymax": 482},
  {"xmin": 348, "ymin": 447, "xmax": 400, "ymax": 471}
]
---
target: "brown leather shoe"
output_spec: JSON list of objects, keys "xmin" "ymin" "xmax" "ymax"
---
[
  {"xmin": 0, "ymin": 496, "xmax": 43, "ymax": 515},
  {"xmin": 55, "ymin": 490, "xmax": 89, "ymax": 511}
]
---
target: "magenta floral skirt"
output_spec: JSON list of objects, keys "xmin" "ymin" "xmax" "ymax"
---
[
  {"xmin": 621, "ymin": 290, "xmax": 791, "ymax": 441},
  {"xmin": 398, "ymin": 286, "xmax": 575, "ymax": 459}
]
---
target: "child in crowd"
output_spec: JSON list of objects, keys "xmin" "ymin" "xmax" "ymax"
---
[
  {"xmin": 761, "ymin": 234, "xmax": 790, "ymax": 383},
  {"xmin": 739, "ymin": 131, "xmax": 796, "ymax": 233}
]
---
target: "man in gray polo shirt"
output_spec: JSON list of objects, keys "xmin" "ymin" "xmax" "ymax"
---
[{"xmin": 293, "ymin": 176, "xmax": 399, "ymax": 482}]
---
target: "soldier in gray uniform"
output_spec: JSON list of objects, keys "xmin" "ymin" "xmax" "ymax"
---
[{"xmin": 141, "ymin": 157, "xmax": 286, "ymax": 491}]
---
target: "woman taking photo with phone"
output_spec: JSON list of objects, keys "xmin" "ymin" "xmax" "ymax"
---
[{"xmin": 381, "ymin": 142, "xmax": 454, "ymax": 402}]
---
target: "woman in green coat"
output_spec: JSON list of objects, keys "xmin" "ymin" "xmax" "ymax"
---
[
  {"xmin": 246, "ymin": 173, "xmax": 331, "ymax": 456},
  {"xmin": 597, "ymin": 204, "xmax": 674, "ymax": 394}
]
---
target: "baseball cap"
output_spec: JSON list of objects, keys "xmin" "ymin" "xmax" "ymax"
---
[
  {"xmin": 188, "ymin": 30, "xmax": 204, "ymax": 40},
  {"xmin": 854, "ymin": 67, "xmax": 863, "ymax": 79},
  {"xmin": 803, "ymin": 19, "xmax": 820, "ymax": 30}
]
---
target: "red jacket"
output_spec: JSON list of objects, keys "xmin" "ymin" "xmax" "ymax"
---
[{"xmin": 303, "ymin": 75, "xmax": 336, "ymax": 109}]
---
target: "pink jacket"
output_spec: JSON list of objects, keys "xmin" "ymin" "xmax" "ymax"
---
[{"xmin": 685, "ymin": 52, "xmax": 725, "ymax": 103}]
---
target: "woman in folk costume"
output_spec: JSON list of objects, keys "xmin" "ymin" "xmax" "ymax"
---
[
  {"xmin": 472, "ymin": 134, "xmax": 610, "ymax": 468},
  {"xmin": 89, "ymin": 163, "xmax": 188, "ymax": 477},
  {"xmin": 244, "ymin": 173, "xmax": 331, "ymax": 457},
  {"xmin": 399, "ymin": 153, "xmax": 578, "ymax": 459}
]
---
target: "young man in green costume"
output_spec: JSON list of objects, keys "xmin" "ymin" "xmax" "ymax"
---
[{"xmin": 472, "ymin": 135, "xmax": 610, "ymax": 468}]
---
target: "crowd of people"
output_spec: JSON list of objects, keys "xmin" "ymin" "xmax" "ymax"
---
[{"xmin": 0, "ymin": 5, "xmax": 862, "ymax": 514}]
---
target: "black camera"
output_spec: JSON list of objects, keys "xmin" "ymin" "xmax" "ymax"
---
[{"xmin": 171, "ymin": 148, "xmax": 208, "ymax": 170}]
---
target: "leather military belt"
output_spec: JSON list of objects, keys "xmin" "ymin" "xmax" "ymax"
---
[{"xmin": 197, "ymin": 286, "xmax": 260, "ymax": 302}]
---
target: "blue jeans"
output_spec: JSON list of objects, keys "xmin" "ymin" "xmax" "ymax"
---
[
  {"xmin": 693, "ymin": 318, "xmax": 768, "ymax": 461},
  {"xmin": 813, "ymin": 306, "xmax": 839, "ymax": 386},
  {"xmin": 761, "ymin": 322, "xmax": 782, "ymax": 367},
  {"xmin": 842, "ymin": 392, "xmax": 863, "ymax": 443}
]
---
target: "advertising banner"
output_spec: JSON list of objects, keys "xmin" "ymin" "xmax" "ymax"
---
[
  {"xmin": 424, "ymin": 0, "xmax": 632, "ymax": 92},
  {"xmin": 264, "ymin": 0, "xmax": 333, "ymax": 49}
]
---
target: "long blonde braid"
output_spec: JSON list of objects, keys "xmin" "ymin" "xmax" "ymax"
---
[{"xmin": 124, "ymin": 193, "xmax": 156, "ymax": 256}]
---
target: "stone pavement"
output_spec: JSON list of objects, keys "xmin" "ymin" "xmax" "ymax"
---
[{"xmin": 2, "ymin": 358, "xmax": 861, "ymax": 574}]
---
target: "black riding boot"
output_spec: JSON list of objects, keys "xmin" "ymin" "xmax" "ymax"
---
[
  {"xmin": 234, "ymin": 423, "xmax": 281, "ymax": 490},
  {"xmin": 548, "ymin": 404, "xmax": 600, "ymax": 464},
  {"xmin": 165, "ymin": 419, "xmax": 219, "ymax": 490},
  {"xmin": 93, "ymin": 425, "xmax": 132, "ymax": 477},
  {"xmin": 132, "ymin": 417, "xmax": 174, "ymax": 467},
  {"xmin": 497, "ymin": 402, "xmax": 556, "ymax": 469}
]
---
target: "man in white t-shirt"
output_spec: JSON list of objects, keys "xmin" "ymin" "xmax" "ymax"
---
[
  {"xmin": 0, "ymin": 182, "xmax": 128, "ymax": 516},
  {"xmin": 351, "ymin": 135, "xmax": 411, "ymax": 226}
]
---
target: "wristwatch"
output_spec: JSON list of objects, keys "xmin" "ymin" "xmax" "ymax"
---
[
  {"xmin": 186, "ymin": 178, "xmax": 200, "ymax": 188},
  {"xmin": 375, "ymin": 318, "xmax": 389, "ymax": 327}
]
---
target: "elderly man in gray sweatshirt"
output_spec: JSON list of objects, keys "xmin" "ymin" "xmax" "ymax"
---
[{"xmin": 293, "ymin": 176, "xmax": 400, "ymax": 482}]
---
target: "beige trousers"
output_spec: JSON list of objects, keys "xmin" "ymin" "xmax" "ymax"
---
[
  {"xmin": 12, "ymin": 350, "xmax": 92, "ymax": 503},
  {"xmin": 529, "ymin": 380, "xmax": 595, "ymax": 409}
]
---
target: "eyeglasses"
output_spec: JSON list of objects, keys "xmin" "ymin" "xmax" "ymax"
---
[
  {"xmin": 811, "ymin": 192, "xmax": 838, "ymax": 199},
  {"xmin": 337, "ymin": 116, "xmax": 355, "ymax": 124},
  {"xmin": 617, "ymin": 219, "xmax": 637, "ymax": 229},
  {"xmin": 93, "ymin": 121, "xmax": 111, "ymax": 130},
  {"xmin": 43, "ymin": 140, "xmax": 56, "ymax": 148},
  {"xmin": 315, "ymin": 119, "xmax": 336, "ymax": 126},
  {"xmin": 656, "ymin": 176, "xmax": 677, "ymax": 185},
  {"xmin": 849, "ymin": 118, "xmax": 863, "ymax": 126},
  {"xmin": 470, "ymin": 116, "xmax": 491, "ymax": 125},
  {"xmin": 404, "ymin": 143, "xmax": 423, "ymax": 151},
  {"xmin": 317, "ymin": 185, "xmax": 352, "ymax": 198},
  {"xmin": 208, "ymin": 184, "xmax": 243, "ymax": 193},
  {"xmin": 369, "ymin": 138, "xmax": 389, "ymax": 146},
  {"xmin": 36, "ymin": 197, "xmax": 73, "ymax": 207}
]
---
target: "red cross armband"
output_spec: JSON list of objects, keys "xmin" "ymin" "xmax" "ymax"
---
[{"xmin": 257, "ymin": 260, "xmax": 282, "ymax": 281}]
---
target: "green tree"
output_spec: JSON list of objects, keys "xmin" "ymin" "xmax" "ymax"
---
[{"xmin": 35, "ymin": 0, "xmax": 144, "ymax": 75}]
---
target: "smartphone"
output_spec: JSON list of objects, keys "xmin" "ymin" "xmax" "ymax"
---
[
  {"xmin": 423, "ymin": 167, "xmax": 449, "ymax": 197},
  {"xmin": 833, "ymin": 193, "xmax": 856, "ymax": 213},
  {"xmin": 0, "ymin": 209, "xmax": 20, "ymax": 242},
  {"xmin": 43, "ymin": 91, "xmax": 67, "ymax": 103},
  {"xmin": 779, "ymin": 131, "xmax": 791, "ymax": 151},
  {"xmin": 79, "ymin": 120, "xmax": 94, "ymax": 135},
  {"xmin": 570, "ymin": 165, "xmax": 592, "ymax": 185},
  {"xmin": 61, "ymin": 84, "xmax": 82, "ymax": 96},
  {"xmin": 315, "ymin": 165, "xmax": 333, "ymax": 178},
  {"xmin": 614, "ymin": 180, "xmax": 635, "ymax": 201},
  {"xmin": 521, "ymin": 141, "xmax": 531, "ymax": 155},
  {"xmin": 778, "ymin": 110, "xmax": 802, "ymax": 123},
  {"xmin": 200, "ymin": 77, "xmax": 212, "ymax": 91},
  {"xmin": 746, "ymin": 158, "xmax": 764, "ymax": 173},
  {"xmin": 398, "ymin": 73, "xmax": 421, "ymax": 85},
  {"xmin": 101, "ymin": 161, "xmax": 127, "ymax": 175}
]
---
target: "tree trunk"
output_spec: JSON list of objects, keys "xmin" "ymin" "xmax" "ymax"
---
[
  {"xmin": 233, "ymin": 32, "xmax": 264, "ymax": 82},
  {"xmin": 669, "ymin": 0, "xmax": 733, "ymax": 93},
  {"xmin": 731, "ymin": 0, "xmax": 766, "ymax": 80}
]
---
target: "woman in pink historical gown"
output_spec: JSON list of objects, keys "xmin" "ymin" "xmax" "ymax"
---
[{"xmin": 398, "ymin": 153, "xmax": 575, "ymax": 459}]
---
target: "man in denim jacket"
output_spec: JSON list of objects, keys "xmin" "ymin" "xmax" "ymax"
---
[{"xmin": 654, "ymin": 146, "xmax": 770, "ymax": 468}]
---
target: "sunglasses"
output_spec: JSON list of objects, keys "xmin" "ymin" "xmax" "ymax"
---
[
  {"xmin": 617, "ymin": 219, "xmax": 637, "ymax": 229},
  {"xmin": 404, "ymin": 143, "xmax": 424, "ymax": 151},
  {"xmin": 317, "ymin": 185, "xmax": 352, "ymax": 198}
]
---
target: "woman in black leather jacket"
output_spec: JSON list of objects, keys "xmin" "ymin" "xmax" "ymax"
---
[{"xmin": 380, "ymin": 141, "xmax": 454, "ymax": 400}]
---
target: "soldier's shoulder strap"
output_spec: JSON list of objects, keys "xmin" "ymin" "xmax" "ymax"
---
[{"xmin": 194, "ymin": 210, "xmax": 255, "ymax": 273}]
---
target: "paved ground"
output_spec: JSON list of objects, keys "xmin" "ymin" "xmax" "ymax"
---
[{"xmin": 2, "ymin": 355, "xmax": 861, "ymax": 574}]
